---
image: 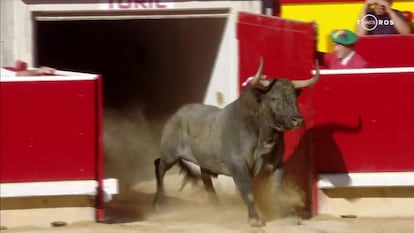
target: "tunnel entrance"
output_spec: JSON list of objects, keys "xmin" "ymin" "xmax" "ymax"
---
[
  {"xmin": 35, "ymin": 12, "xmax": 228, "ymax": 190},
  {"xmin": 35, "ymin": 15, "xmax": 227, "ymax": 117}
]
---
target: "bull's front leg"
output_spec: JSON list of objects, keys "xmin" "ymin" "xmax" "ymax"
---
[
  {"xmin": 271, "ymin": 167, "xmax": 284, "ymax": 190},
  {"xmin": 231, "ymin": 164, "xmax": 265, "ymax": 227}
]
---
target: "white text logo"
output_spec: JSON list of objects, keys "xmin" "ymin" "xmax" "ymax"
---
[{"xmin": 357, "ymin": 14, "xmax": 395, "ymax": 31}]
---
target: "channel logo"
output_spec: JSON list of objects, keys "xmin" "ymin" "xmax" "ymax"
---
[{"xmin": 357, "ymin": 14, "xmax": 395, "ymax": 31}]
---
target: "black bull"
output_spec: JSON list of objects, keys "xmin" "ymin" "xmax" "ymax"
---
[{"xmin": 154, "ymin": 59, "xmax": 320, "ymax": 227}]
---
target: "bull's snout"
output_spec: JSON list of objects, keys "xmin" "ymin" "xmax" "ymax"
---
[{"xmin": 291, "ymin": 116, "xmax": 304, "ymax": 128}]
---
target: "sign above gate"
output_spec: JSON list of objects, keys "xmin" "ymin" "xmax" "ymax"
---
[{"xmin": 102, "ymin": 0, "xmax": 175, "ymax": 10}]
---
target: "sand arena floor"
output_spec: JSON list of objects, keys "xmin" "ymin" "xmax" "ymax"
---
[{"xmin": 3, "ymin": 174, "xmax": 414, "ymax": 233}]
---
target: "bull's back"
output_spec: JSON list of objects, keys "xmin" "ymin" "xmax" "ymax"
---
[
  {"xmin": 174, "ymin": 103, "xmax": 221, "ymax": 123},
  {"xmin": 160, "ymin": 104, "xmax": 223, "ymax": 167}
]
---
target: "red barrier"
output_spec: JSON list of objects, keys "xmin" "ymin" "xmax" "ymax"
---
[
  {"xmin": 0, "ymin": 77, "xmax": 99, "ymax": 182},
  {"xmin": 237, "ymin": 12, "xmax": 315, "ymax": 91},
  {"xmin": 1, "ymin": 70, "xmax": 117, "ymax": 222},
  {"xmin": 355, "ymin": 35, "xmax": 414, "ymax": 68},
  {"xmin": 238, "ymin": 12, "xmax": 414, "ymax": 217},
  {"xmin": 309, "ymin": 69, "xmax": 414, "ymax": 173},
  {"xmin": 0, "ymin": 72, "xmax": 108, "ymax": 221}
]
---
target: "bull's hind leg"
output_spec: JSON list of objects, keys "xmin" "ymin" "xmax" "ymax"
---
[
  {"xmin": 200, "ymin": 168, "xmax": 219, "ymax": 204},
  {"xmin": 153, "ymin": 157, "xmax": 177, "ymax": 209}
]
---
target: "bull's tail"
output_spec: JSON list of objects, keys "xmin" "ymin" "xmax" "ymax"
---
[{"xmin": 178, "ymin": 160, "xmax": 202, "ymax": 191}]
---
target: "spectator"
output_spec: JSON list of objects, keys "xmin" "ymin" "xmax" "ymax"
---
[
  {"xmin": 356, "ymin": 0, "xmax": 411, "ymax": 35},
  {"xmin": 323, "ymin": 29, "xmax": 368, "ymax": 69}
]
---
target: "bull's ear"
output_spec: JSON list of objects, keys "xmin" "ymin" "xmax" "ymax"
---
[{"xmin": 295, "ymin": 89, "xmax": 303, "ymax": 97}]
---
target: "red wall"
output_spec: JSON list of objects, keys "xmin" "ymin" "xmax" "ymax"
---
[
  {"xmin": 237, "ymin": 12, "xmax": 315, "ymax": 91},
  {"xmin": 238, "ymin": 14, "xmax": 414, "ymax": 173},
  {"xmin": 238, "ymin": 13, "xmax": 414, "ymax": 216},
  {"xmin": 355, "ymin": 35, "xmax": 414, "ymax": 68},
  {"xmin": 308, "ymin": 71, "xmax": 414, "ymax": 173},
  {"xmin": 0, "ymin": 78, "xmax": 100, "ymax": 182}
]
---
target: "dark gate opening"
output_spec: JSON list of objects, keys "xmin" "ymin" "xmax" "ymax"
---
[{"xmin": 35, "ymin": 17, "xmax": 227, "ymax": 194}]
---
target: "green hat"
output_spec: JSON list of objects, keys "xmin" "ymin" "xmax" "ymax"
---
[{"xmin": 330, "ymin": 29, "xmax": 358, "ymax": 45}]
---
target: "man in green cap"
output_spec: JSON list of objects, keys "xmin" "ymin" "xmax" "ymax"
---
[{"xmin": 324, "ymin": 29, "xmax": 368, "ymax": 69}]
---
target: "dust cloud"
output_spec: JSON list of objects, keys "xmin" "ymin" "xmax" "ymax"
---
[
  {"xmin": 103, "ymin": 106, "xmax": 165, "ymax": 194},
  {"xmin": 253, "ymin": 175, "xmax": 306, "ymax": 221}
]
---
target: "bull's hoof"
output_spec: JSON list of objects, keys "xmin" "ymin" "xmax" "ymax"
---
[
  {"xmin": 248, "ymin": 217, "xmax": 266, "ymax": 227},
  {"xmin": 153, "ymin": 196, "xmax": 166, "ymax": 212},
  {"xmin": 153, "ymin": 201, "xmax": 162, "ymax": 212}
]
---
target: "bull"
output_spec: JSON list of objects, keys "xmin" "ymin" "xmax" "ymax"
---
[{"xmin": 154, "ymin": 58, "xmax": 319, "ymax": 227}]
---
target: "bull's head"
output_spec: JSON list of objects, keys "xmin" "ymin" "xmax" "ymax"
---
[{"xmin": 250, "ymin": 58, "xmax": 319, "ymax": 131}]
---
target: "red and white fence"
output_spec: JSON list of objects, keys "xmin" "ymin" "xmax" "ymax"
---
[
  {"xmin": 237, "ymin": 12, "xmax": 414, "ymax": 216},
  {"xmin": 0, "ymin": 70, "xmax": 118, "ymax": 221}
]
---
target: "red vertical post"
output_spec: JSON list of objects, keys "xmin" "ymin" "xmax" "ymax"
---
[{"xmin": 95, "ymin": 75, "xmax": 105, "ymax": 222}]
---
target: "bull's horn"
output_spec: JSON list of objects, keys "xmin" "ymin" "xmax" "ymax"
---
[
  {"xmin": 250, "ymin": 57, "xmax": 270, "ymax": 91},
  {"xmin": 292, "ymin": 60, "xmax": 320, "ymax": 89}
]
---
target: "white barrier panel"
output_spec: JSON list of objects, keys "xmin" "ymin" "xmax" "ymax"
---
[
  {"xmin": 0, "ymin": 178, "xmax": 118, "ymax": 201},
  {"xmin": 318, "ymin": 172, "xmax": 414, "ymax": 189}
]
